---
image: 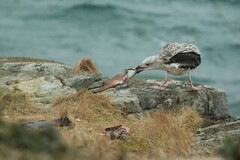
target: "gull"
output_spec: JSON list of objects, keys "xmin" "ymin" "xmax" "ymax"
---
[{"xmin": 136, "ymin": 42, "xmax": 201, "ymax": 91}]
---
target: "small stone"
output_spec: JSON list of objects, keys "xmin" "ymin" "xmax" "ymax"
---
[{"xmin": 54, "ymin": 117, "xmax": 72, "ymax": 127}]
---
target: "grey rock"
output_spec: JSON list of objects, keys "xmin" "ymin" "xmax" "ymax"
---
[
  {"xmin": 13, "ymin": 76, "xmax": 76, "ymax": 108},
  {"xmin": 22, "ymin": 118, "xmax": 72, "ymax": 129},
  {"xmin": 194, "ymin": 120, "xmax": 240, "ymax": 154},
  {"xmin": 101, "ymin": 88, "xmax": 143, "ymax": 114},
  {"xmin": 22, "ymin": 120, "xmax": 54, "ymax": 129},
  {"xmin": 61, "ymin": 72, "xmax": 104, "ymax": 91},
  {"xmin": 1, "ymin": 62, "xmax": 71, "ymax": 77},
  {"xmin": 0, "ymin": 61, "xmax": 106, "ymax": 108},
  {"xmin": 99, "ymin": 80, "xmax": 229, "ymax": 119},
  {"xmin": 0, "ymin": 62, "xmax": 72, "ymax": 85}
]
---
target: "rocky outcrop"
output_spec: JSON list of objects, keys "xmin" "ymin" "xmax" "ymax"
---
[
  {"xmin": 0, "ymin": 62, "xmax": 76, "ymax": 108},
  {"xmin": 194, "ymin": 120, "xmax": 240, "ymax": 154},
  {"xmin": 13, "ymin": 76, "xmax": 76, "ymax": 107},
  {"xmin": 0, "ymin": 62, "xmax": 70, "ymax": 78},
  {"xmin": 0, "ymin": 60, "xmax": 230, "ymax": 119},
  {"xmin": 0, "ymin": 58, "xmax": 238, "ymax": 156},
  {"xmin": 100, "ymin": 79, "xmax": 229, "ymax": 119}
]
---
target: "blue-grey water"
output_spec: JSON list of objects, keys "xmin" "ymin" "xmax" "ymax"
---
[{"xmin": 0, "ymin": 0, "xmax": 240, "ymax": 116}]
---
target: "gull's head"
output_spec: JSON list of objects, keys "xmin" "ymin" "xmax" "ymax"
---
[{"xmin": 136, "ymin": 55, "xmax": 162, "ymax": 73}]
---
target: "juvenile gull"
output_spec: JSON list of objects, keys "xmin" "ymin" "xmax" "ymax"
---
[{"xmin": 136, "ymin": 42, "xmax": 201, "ymax": 90}]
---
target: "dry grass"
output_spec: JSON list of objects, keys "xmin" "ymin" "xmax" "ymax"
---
[
  {"xmin": 0, "ymin": 87, "xmax": 57, "ymax": 123},
  {"xmin": 52, "ymin": 90, "xmax": 203, "ymax": 158},
  {"xmin": 124, "ymin": 108, "xmax": 203, "ymax": 158},
  {"xmin": 1, "ymin": 88, "xmax": 207, "ymax": 159},
  {"xmin": 53, "ymin": 89, "xmax": 122, "ymax": 123},
  {"xmin": 0, "ymin": 90, "xmax": 43, "ymax": 117},
  {"xmin": 73, "ymin": 58, "xmax": 99, "ymax": 73},
  {"xmin": 52, "ymin": 90, "xmax": 126, "ymax": 147}
]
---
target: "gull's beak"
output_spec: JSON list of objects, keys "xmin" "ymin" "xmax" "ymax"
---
[{"xmin": 135, "ymin": 64, "xmax": 147, "ymax": 73}]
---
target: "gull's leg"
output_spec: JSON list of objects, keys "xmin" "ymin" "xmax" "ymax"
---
[
  {"xmin": 162, "ymin": 71, "xmax": 169, "ymax": 85},
  {"xmin": 149, "ymin": 71, "xmax": 168, "ymax": 90},
  {"xmin": 188, "ymin": 72, "xmax": 199, "ymax": 91}
]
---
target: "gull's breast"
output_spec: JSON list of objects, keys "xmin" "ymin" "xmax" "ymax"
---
[{"xmin": 164, "ymin": 63, "xmax": 188, "ymax": 75}]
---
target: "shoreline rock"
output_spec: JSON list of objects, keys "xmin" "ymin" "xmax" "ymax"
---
[
  {"xmin": 194, "ymin": 120, "xmax": 240, "ymax": 154},
  {"xmin": 99, "ymin": 80, "xmax": 229, "ymax": 119},
  {"xmin": 0, "ymin": 58, "xmax": 239, "ymax": 155},
  {"xmin": 0, "ymin": 60, "xmax": 231, "ymax": 119}
]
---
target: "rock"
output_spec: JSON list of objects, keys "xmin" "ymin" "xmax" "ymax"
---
[
  {"xmin": 0, "ymin": 62, "xmax": 71, "ymax": 78},
  {"xmin": 0, "ymin": 62, "xmax": 72, "ymax": 87},
  {"xmin": 54, "ymin": 117, "xmax": 72, "ymax": 127},
  {"xmin": 13, "ymin": 76, "xmax": 76, "ymax": 107},
  {"xmin": 99, "ymin": 80, "xmax": 229, "ymax": 119},
  {"xmin": 0, "ymin": 60, "xmax": 230, "ymax": 119},
  {"xmin": 22, "ymin": 117, "xmax": 72, "ymax": 129},
  {"xmin": 101, "ymin": 88, "xmax": 142, "ymax": 114},
  {"xmin": 61, "ymin": 72, "xmax": 104, "ymax": 91},
  {"xmin": 194, "ymin": 120, "xmax": 240, "ymax": 154},
  {"xmin": 0, "ymin": 61, "xmax": 106, "ymax": 108},
  {"xmin": 22, "ymin": 120, "xmax": 54, "ymax": 129}
]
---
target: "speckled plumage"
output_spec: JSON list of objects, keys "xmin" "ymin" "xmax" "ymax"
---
[
  {"xmin": 160, "ymin": 42, "xmax": 201, "ymax": 75},
  {"xmin": 159, "ymin": 42, "xmax": 201, "ymax": 62}
]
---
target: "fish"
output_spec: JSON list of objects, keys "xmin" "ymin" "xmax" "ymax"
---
[{"xmin": 96, "ymin": 67, "xmax": 138, "ymax": 92}]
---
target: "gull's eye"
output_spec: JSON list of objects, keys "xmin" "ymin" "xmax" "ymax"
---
[{"xmin": 145, "ymin": 63, "xmax": 150, "ymax": 66}]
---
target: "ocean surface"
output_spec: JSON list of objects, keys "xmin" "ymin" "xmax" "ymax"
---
[{"xmin": 0, "ymin": 0, "xmax": 240, "ymax": 116}]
